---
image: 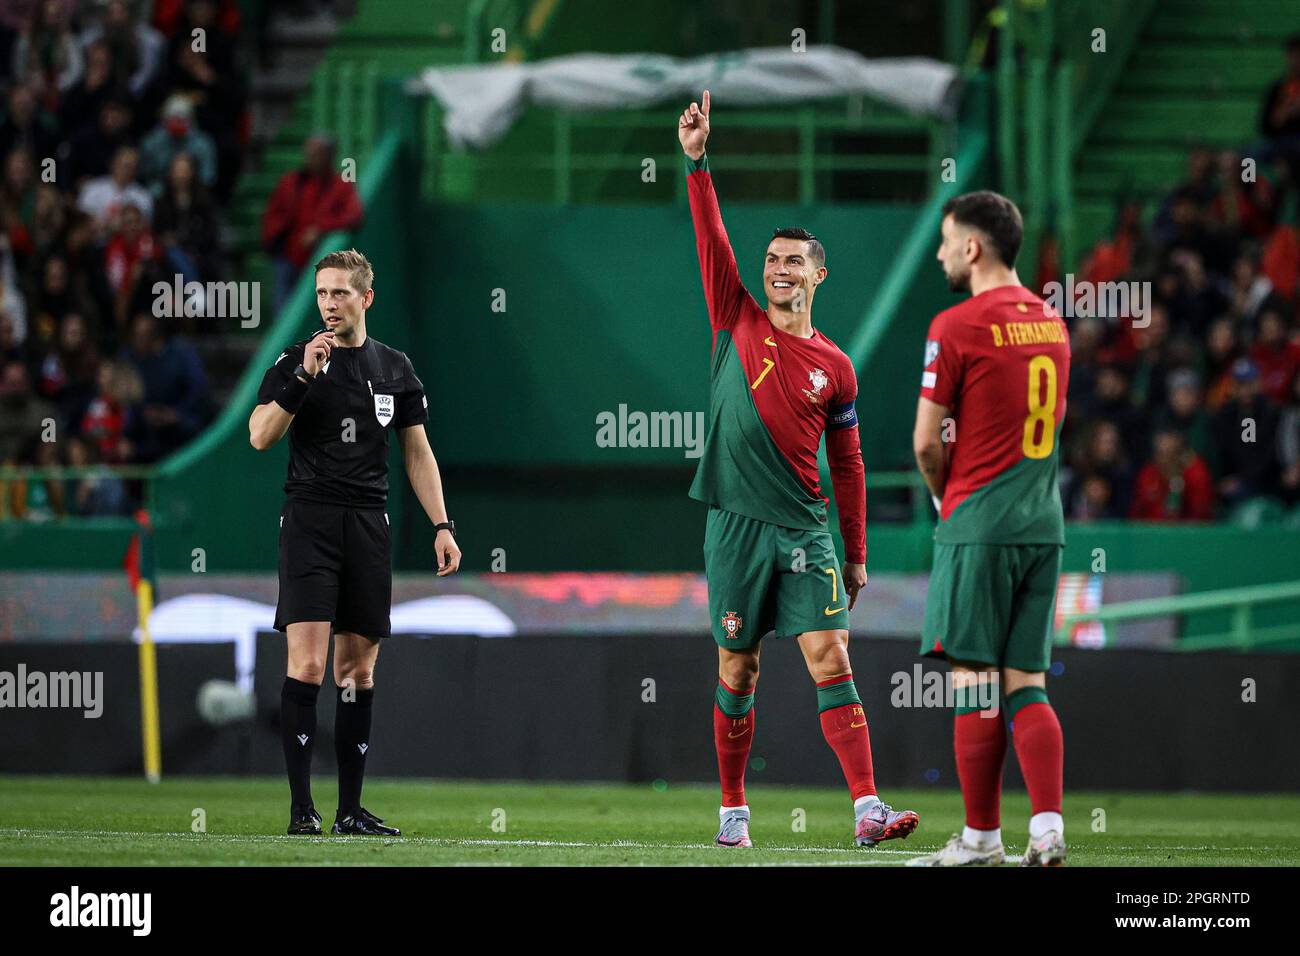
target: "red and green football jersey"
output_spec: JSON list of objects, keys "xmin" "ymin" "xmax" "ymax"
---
[
  {"xmin": 684, "ymin": 155, "xmax": 866, "ymax": 563},
  {"xmin": 920, "ymin": 285, "xmax": 1070, "ymax": 545}
]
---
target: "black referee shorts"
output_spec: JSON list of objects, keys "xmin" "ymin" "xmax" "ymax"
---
[{"xmin": 274, "ymin": 498, "xmax": 392, "ymax": 639}]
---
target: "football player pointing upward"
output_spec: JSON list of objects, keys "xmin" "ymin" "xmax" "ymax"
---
[{"xmin": 679, "ymin": 91, "xmax": 919, "ymax": 849}]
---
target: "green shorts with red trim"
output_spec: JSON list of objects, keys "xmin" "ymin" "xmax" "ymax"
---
[
  {"xmin": 704, "ymin": 506, "xmax": 847, "ymax": 649},
  {"xmin": 920, "ymin": 541, "xmax": 1061, "ymax": 672}
]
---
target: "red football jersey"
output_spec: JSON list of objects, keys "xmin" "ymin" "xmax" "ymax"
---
[
  {"xmin": 686, "ymin": 158, "xmax": 866, "ymax": 562},
  {"xmin": 920, "ymin": 285, "xmax": 1070, "ymax": 543}
]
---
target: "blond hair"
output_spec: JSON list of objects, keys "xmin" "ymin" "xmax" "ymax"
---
[{"xmin": 314, "ymin": 248, "xmax": 374, "ymax": 294}]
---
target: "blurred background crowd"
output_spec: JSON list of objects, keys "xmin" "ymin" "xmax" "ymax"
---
[
  {"xmin": 3, "ymin": 5, "xmax": 1300, "ymax": 528},
  {"xmin": 1057, "ymin": 35, "xmax": 1300, "ymax": 524},
  {"xmin": 0, "ymin": 0, "xmax": 359, "ymax": 518}
]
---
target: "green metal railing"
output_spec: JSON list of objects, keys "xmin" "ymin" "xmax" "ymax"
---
[
  {"xmin": 465, "ymin": 0, "xmax": 563, "ymax": 63},
  {"xmin": 847, "ymin": 72, "xmax": 990, "ymax": 370},
  {"xmin": 465, "ymin": 0, "xmax": 522, "ymax": 63},
  {"xmin": 994, "ymin": 0, "xmax": 1159, "ymax": 273},
  {"xmin": 418, "ymin": 98, "xmax": 955, "ymax": 205},
  {"xmin": 0, "ymin": 464, "xmax": 925, "ymax": 525},
  {"xmin": 1056, "ymin": 580, "xmax": 1300, "ymax": 652},
  {"xmin": 866, "ymin": 470, "xmax": 933, "ymax": 529},
  {"xmin": 310, "ymin": 59, "xmax": 384, "ymax": 166},
  {"xmin": 0, "ymin": 465, "xmax": 163, "ymax": 525},
  {"xmin": 502, "ymin": 105, "xmax": 944, "ymax": 206}
]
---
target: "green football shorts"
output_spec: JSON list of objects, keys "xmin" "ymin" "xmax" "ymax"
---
[
  {"xmin": 921, "ymin": 542, "xmax": 1062, "ymax": 672},
  {"xmin": 704, "ymin": 506, "xmax": 847, "ymax": 649}
]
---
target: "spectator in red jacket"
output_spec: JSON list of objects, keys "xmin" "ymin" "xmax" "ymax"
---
[
  {"xmin": 261, "ymin": 132, "xmax": 364, "ymax": 312},
  {"xmin": 1211, "ymin": 150, "xmax": 1277, "ymax": 241},
  {"xmin": 1130, "ymin": 427, "xmax": 1216, "ymax": 522},
  {"xmin": 1250, "ymin": 303, "xmax": 1300, "ymax": 404},
  {"xmin": 79, "ymin": 355, "xmax": 142, "ymax": 463},
  {"xmin": 151, "ymin": 0, "xmax": 241, "ymax": 39},
  {"xmin": 103, "ymin": 202, "xmax": 160, "ymax": 332}
]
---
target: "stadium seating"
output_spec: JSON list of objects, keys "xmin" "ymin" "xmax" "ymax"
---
[{"xmin": 1073, "ymin": 0, "xmax": 1296, "ymax": 252}]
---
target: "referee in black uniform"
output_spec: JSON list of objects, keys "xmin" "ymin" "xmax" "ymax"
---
[{"xmin": 249, "ymin": 248, "xmax": 461, "ymax": 836}]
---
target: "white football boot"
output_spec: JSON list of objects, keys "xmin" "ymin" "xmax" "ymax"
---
[
  {"xmin": 905, "ymin": 833, "xmax": 1005, "ymax": 866},
  {"xmin": 715, "ymin": 806, "xmax": 753, "ymax": 847},
  {"xmin": 1020, "ymin": 829, "xmax": 1067, "ymax": 866}
]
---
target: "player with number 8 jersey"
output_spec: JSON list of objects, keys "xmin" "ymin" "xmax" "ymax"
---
[
  {"xmin": 910, "ymin": 190, "xmax": 1070, "ymax": 868},
  {"xmin": 921, "ymin": 286, "xmax": 1069, "ymax": 546}
]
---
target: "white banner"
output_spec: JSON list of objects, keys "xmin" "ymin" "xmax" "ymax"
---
[{"xmin": 407, "ymin": 46, "xmax": 962, "ymax": 150}]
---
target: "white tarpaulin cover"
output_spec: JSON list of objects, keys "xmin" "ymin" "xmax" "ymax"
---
[{"xmin": 407, "ymin": 45, "xmax": 962, "ymax": 150}]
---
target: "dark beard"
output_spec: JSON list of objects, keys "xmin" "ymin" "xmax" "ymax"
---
[{"xmin": 946, "ymin": 270, "xmax": 970, "ymax": 293}]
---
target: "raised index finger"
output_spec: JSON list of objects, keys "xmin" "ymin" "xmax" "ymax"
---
[{"xmin": 701, "ymin": 89, "xmax": 710, "ymax": 117}]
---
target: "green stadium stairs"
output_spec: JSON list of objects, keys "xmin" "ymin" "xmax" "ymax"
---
[
  {"xmin": 1072, "ymin": 0, "xmax": 1296, "ymax": 257},
  {"xmin": 230, "ymin": 0, "xmax": 472, "ymax": 306},
  {"xmin": 198, "ymin": 1, "xmax": 473, "ymax": 409}
]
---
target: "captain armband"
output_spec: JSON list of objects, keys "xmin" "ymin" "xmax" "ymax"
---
[{"xmin": 826, "ymin": 400, "xmax": 858, "ymax": 431}]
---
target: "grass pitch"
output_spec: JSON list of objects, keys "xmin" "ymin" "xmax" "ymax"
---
[{"xmin": 1, "ymin": 776, "xmax": 1297, "ymax": 866}]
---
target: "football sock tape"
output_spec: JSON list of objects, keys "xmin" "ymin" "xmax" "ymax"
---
[
  {"xmin": 1005, "ymin": 686, "xmax": 1050, "ymax": 722},
  {"xmin": 715, "ymin": 679, "xmax": 754, "ymax": 718},
  {"xmin": 815, "ymin": 673, "xmax": 860, "ymax": 713}
]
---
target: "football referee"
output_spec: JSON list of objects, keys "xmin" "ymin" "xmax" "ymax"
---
[{"xmin": 249, "ymin": 249, "xmax": 461, "ymax": 836}]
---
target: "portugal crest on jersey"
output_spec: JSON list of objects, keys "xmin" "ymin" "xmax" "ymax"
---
[
  {"xmin": 803, "ymin": 368, "xmax": 829, "ymax": 404},
  {"xmin": 374, "ymin": 393, "xmax": 394, "ymax": 426},
  {"xmin": 721, "ymin": 611, "xmax": 744, "ymax": 639}
]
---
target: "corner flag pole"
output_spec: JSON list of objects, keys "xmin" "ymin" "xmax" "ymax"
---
[
  {"xmin": 126, "ymin": 508, "xmax": 162, "ymax": 784},
  {"xmin": 137, "ymin": 577, "xmax": 162, "ymax": 783}
]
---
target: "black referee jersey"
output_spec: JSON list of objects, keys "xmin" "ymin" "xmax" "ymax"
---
[
  {"xmin": 256, "ymin": 331, "xmax": 429, "ymax": 508},
  {"xmin": 257, "ymin": 331, "xmax": 429, "ymax": 637}
]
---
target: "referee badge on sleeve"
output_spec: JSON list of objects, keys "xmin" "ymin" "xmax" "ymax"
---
[{"xmin": 374, "ymin": 393, "xmax": 394, "ymax": 426}]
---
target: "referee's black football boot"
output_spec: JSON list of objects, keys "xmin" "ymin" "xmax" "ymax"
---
[
  {"xmin": 288, "ymin": 805, "xmax": 323, "ymax": 835},
  {"xmin": 332, "ymin": 806, "xmax": 401, "ymax": 836}
]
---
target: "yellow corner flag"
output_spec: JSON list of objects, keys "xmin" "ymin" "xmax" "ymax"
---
[{"xmin": 125, "ymin": 510, "xmax": 162, "ymax": 783}]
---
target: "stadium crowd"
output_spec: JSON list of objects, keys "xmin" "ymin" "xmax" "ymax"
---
[
  {"xmin": 0, "ymin": 1, "xmax": 367, "ymax": 522},
  {"xmin": 1059, "ymin": 35, "xmax": 1300, "ymax": 524},
  {"xmin": 2, "ymin": 8, "xmax": 1296, "ymax": 527},
  {"xmin": 0, "ymin": 0, "xmax": 258, "ymax": 518}
]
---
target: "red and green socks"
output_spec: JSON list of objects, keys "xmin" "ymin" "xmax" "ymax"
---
[
  {"xmin": 954, "ymin": 684, "xmax": 1006, "ymax": 849},
  {"xmin": 713, "ymin": 680, "xmax": 755, "ymax": 808},
  {"xmin": 1007, "ymin": 686, "xmax": 1064, "ymax": 838},
  {"xmin": 816, "ymin": 674, "xmax": 877, "ymax": 802},
  {"xmin": 955, "ymin": 684, "xmax": 1064, "ymax": 848}
]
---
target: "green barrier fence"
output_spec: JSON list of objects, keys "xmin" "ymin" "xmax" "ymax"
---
[{"xmin": 1058, "ymin": 579, "xmax": 1300, "ymax": 652}]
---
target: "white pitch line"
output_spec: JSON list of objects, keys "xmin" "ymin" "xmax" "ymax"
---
[
  {"xmin": 0, "ymin": 827, "xmax": 924, "ymax": 856},
  {"xmin": 4, "ymin": 829, "xmax": 1284, "ymax": 856}
]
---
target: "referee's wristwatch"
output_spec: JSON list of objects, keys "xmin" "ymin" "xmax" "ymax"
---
[
  {"xmin": 293, "ymin": 364, "xmax": 316, "ymax": 384},
  {"xmin": 433, "ymin": 521, "xmax": 456, "ymax": 537}
]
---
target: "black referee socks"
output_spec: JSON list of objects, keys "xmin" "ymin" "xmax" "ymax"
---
[
  {"xmin": 281, "ymin": 677, "xmax": 321, "ymax": 810},
  {"xmin": 335, "ymin": 685, "xmax": 375, "ymax": 814}
]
